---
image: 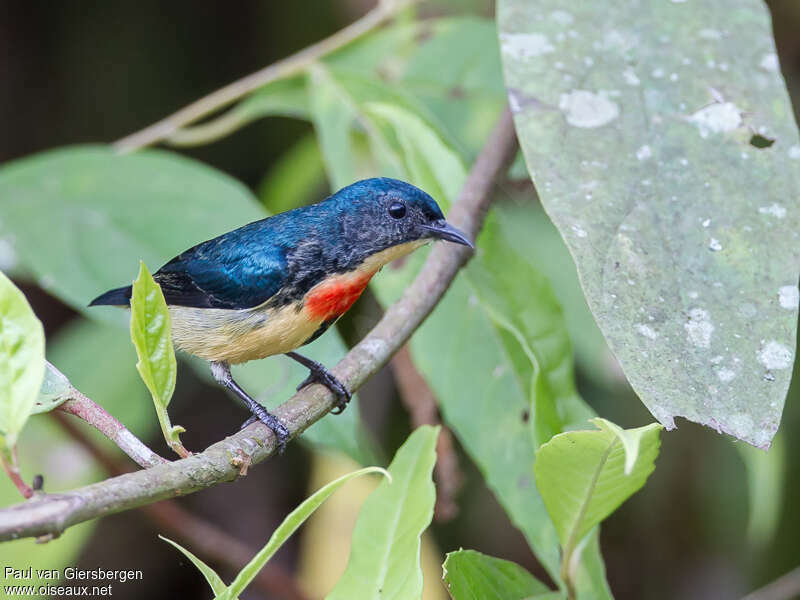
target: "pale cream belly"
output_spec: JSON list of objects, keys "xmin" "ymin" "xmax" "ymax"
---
[{"xmin": 169, "ymin": 303, "xmax": 324, "ymax": 364}]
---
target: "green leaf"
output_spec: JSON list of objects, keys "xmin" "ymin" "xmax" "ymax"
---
[
  {"xmin": 257, "ymin": 134, "xmax": 327, "ymax": 214},
  {"xmin": 221, "ymin": 466, "xmax": 389, "ymax": 600},
  {"xmin": 736, "ymin": 434, "xmax": 785, "ymax": 548},
  {"xmin": 160, "ymin": 535, "xmax": 228, "ymax": 596},
  {"xmin": 498, "ymin": 0, "xmax": 800, "ymax": 448},
  {"xmin": 442, "ymin": 549, "xmax": 551, "ymax": 600},
  {"xmin": 0, "ymin": 145, "xmax": 264, "ymax": 324},
  {"xmin": 369, "ymin": 191, "xmax": 609, "ymax": 595},
  {"xmin": 307, "ymin": 65, "xmax": 404, "ymax": 188},
  {"xmin": 308, "ymin": 64, "xmax": 359, "ymax": 190},
  {"xmin": 129, "ymin": 261, "xmax": 186, "ymax": 456},
  {"xmin": 0, "ymin": 417, "xmax": 103, "ymax": 590},
  {"xmin": 393, "ymin": 17, "xmax": 507, "ymax": 160},
  {"xmin": 326, "ymin": 426, "xmax": 439, "ymax": 600},
  {"xmin": 31, "ymin": 361, "xmax": 73, "ymax": 415},
  {"xmin": 535, "ymin": 419, "xmax": 662, "ymax": 555},
  {"xmin": 0, "ymin": 271, "xmax": 45, "ymax": 447},
  {"xmin": 494, "ymin": 203, "xmax": 612, "ymax": 389},
  {"xmin": 366, "ymin": 102, "xmax": 466, "ymax": 206},
  {"xmin": 468, "ymin": 222, "xmax": 594, "ymax": 448}
]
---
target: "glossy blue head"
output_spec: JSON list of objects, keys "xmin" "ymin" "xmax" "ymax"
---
[{"xmin": 328, "ymin": 178, "xmax": 472, "ymax": 258}]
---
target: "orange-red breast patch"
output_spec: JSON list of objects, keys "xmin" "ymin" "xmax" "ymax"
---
[{"xmin": 304, "ymin": 272, "xmax": 373, "ymax": 321}]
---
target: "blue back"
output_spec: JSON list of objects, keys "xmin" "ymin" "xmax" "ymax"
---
[{"xmin": 152, "ymin": 178, "xmax": 443, "ymax": 310}]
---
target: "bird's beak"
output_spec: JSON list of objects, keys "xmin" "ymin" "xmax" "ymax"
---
[{"xmin": 420, "ymin": 220, "xmax": 474, "ymax": 249}]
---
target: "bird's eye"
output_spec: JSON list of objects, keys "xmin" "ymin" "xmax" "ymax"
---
[{"xmin": 388, "ymin": 201, "xmax": 406, "ymax": 219}]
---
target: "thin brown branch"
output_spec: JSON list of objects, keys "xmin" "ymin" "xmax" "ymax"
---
[
  {"xmin": 52, "ymin": 412, "xmax": 308, "ymax": 600},
  {"xmin": 0, "ymin": 107, "xmax": 517, "ymax": 542},
  {"xmin": 56, "ymin": 390, "xmax": 168, "ymax": 468},
  {"xmin": 0, "ymin": 448, "xmax": 33, "ymax": 499},
  {"xmin": 391, "ymin": 346, "xmax": 462, "ymax": 521},
  {"xmin": 742, "ymin": 567, "xmax": 800, "ymax": 600},
  {"xmin": 112, "ymin": 0, "xmax": 419, "ymax": 153}
]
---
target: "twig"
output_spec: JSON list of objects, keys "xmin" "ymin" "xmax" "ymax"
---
[
  {"xmin": 0, "ymin": 107, "xmax": 517, "ymax": 542},
  {"xmin": 56, "ymin": 390, "xmax": 169, "ymax": 468},
  {"xmin": 112, "ymin": 0, "xmax": 419, "ymax": 153},
  {"xmin": 0, "ymin": 448, "xmax": 33, "ymax": 499},
  {"xmin": 391, "ymin": 346, "xmax": 462, "ymax": 521},
  {"xmin": 742, "ymin": 567, "xmax": 800, "ymax": 600},
  {"xmin": 52, "ymin": 412, "xmax": 309, "ymax": 600}
]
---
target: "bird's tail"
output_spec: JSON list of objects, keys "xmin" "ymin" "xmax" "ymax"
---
[{"xmin": 89, "ymin": 285, "xmax": 132, "ymax": 307}]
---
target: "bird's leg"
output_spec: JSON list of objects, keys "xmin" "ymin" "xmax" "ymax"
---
[
  {"xmin": 210, "ymin": 361, "xmax": 290, "ymax": 453},
  {"xmin": 285, "ymin": 351, "xmax": 352, "ymax": 414}
]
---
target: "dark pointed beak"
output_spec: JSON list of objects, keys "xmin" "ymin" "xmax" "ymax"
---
[{"xmin": 420, "ymin": 219, "xmax": 474, "ymax": 249}]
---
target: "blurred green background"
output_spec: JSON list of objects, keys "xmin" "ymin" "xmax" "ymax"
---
[{"xmin": 1, "ymin": 1, "xmax": 800, "ymax": 599}]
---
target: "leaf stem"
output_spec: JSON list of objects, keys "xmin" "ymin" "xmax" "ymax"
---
[
  {"xmin": 0, "ymin": 447, "xmax": 33, "ymax": 499},
  {"xmin": 112, "ymin": 0, "xmax": 420, "ymax": 153}
]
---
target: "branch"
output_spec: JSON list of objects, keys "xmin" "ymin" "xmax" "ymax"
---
[
  {"xmin": 0, "ymin": 448, "xmax": 33, "ymax": 499},
  {"xmin": 52, "ymin": 412, "xmax": 308, "ymax": 600},
  {"xmin": 112, "ymin": 0, "xmax": 419, "ymax": 153},
  {"xmin": 56, "ymin": 390, "xmax": 168, "ymax": 469},
  {"xmin": 391, "ymin": 347, "xmax": 462, "ymax": 521},
  {"xmin": 0, "ymin": 108, "xmax": 517, "ymax": 542}
]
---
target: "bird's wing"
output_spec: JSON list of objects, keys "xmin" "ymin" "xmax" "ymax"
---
[{"xmin": 154, "ymin": 241, "xmax": 289, "ymax": 310}]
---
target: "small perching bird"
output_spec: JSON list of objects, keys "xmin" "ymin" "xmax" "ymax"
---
[{"xmin": 90, "ymin": 178, "xmax": 472, "ymax": 451}]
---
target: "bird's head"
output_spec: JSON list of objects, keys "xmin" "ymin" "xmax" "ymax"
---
[{"xmin": 330, "ymin": 178, "xmax": 473, "ymax": 265}]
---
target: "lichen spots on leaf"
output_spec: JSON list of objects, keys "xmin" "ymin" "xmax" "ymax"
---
[{"xmin": 305, "ymin": 273, "xmax": 372, "ymax": 321}]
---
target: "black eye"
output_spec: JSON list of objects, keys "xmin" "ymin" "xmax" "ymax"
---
[{"xmin": 388, "ymin": 201, "xmax": 406, "ymax": 219}]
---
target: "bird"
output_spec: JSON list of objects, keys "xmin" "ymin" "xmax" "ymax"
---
[{"xmin": 89, "ymin": 177, "xmax": 472, "ymax": 451}]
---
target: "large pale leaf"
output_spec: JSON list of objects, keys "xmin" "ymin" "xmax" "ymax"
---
[
  {"xmin": 442, "ymin": 549, "xmax": 551, "ymax": 600},
  {"xmin": 0, "ymin": 272, "xmax": 45, "ymax": 447},
  {"xmin": 535, "ymin": 419, "xmax": 662, "ymax": 554},
  {"xmin": 326, "ymin": 426, "xmax": 439, "ymax": 600},
  {"xmin": 498, "ymin": 0, "xmax": 800, "ymax": 448}
]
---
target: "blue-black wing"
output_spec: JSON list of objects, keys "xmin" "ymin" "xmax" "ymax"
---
[{"xmin": 153, "ymin": 234, "xmax": 289, "ymax": 309}]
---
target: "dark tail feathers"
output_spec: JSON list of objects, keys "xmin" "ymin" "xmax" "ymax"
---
[{"xmin": 89, "ymin": 285, "xmax": 132, "ymax": 307}]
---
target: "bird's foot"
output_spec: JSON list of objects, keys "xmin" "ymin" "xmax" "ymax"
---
[
  {"xmin": 242, "ymin": 403, "xmax": 290, "ymax": 454},
  {"xmin": 296, "ymin": 363, "xmax": 352, "ymax": 414},
  {"xmin": 211, "ymin": 360, "xmax": 291, "ymax": 454}
]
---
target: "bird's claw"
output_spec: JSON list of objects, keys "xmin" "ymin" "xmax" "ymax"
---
[
  {"xmin": 296, "ymin": 368, "xmax": 352, "ymax": 414},
  {"xmin": 240, "ymin": 407, "xmax": 290, "ymax": 455}
]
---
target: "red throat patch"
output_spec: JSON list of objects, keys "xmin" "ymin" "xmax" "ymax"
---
[{"xmin": 304, "ymin": 272, "xmax": 373, "ymax": 321}]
